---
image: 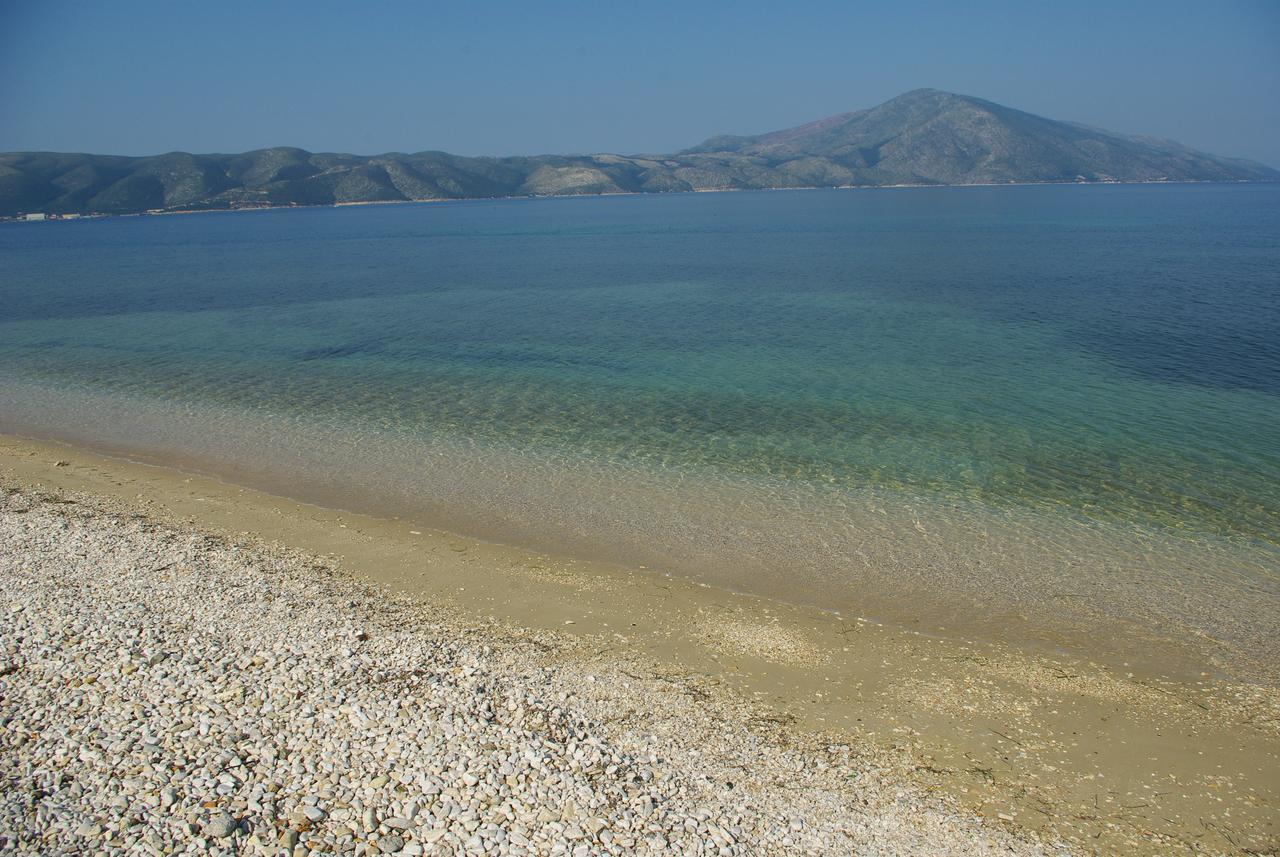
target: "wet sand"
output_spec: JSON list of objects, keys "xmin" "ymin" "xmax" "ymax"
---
[{"xmin": 1, "ymin": 432, "xmax": 1277, "ymax": 854}]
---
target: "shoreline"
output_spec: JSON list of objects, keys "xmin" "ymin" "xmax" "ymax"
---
[
  {"xmin": 4, "ymin": 474, "xmax": 1041, "ymax": 855},
  {"xmin": 3, "ymin": 178, "xmax": 1275, "ymax": 224},
  {"xmin": 2, "ymin": 433, "xmax": 1276, "ymax": 853},
  {"xmin": 2, "ymin": 376, "xmax": 1275, "ymax": 691}
]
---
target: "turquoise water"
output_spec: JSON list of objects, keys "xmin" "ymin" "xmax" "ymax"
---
[{"xmin": 2, "ymin": 185, "xmax": 1278, "ymax": 677}]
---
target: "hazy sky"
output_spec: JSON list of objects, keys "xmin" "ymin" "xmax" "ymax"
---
[{"xmin": 2, "ymin": 0, "xmax": 1278, "ymax": 165}]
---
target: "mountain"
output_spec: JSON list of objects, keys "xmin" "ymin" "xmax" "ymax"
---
[
  {"xmin": 3, "ymin": 89, "xmax": 1275, "ymax": 217},
  {"xmin": 681, "ymin": 89, "xmax": 1279, "ymax": 186}
]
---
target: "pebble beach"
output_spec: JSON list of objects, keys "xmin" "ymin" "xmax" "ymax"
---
[{"xmin": 0, "ymin": 482, "xmax": 1061, "ymax": 855}]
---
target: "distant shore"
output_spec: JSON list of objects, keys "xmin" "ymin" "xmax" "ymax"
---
[
  {"xmin": 2, "ymin": 432, "xmax": 1276, "ymax": 854},
  {"xmin": 4, "ymin": 177, "xmax": 1274, "ymax": 224}
]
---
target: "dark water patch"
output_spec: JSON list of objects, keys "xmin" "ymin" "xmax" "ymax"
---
[{"xmin": 298, "ymin": 339, "xmax": 386, "ymax": 361}]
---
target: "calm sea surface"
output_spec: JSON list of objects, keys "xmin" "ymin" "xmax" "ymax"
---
[{"xmin": 2, "ymin": 185, "xmax": 1278, "ymax": 678}]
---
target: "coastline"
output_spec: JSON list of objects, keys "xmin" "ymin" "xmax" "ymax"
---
[
  {"xmin": 4, "ymin": 178, "xmax": 1275, "ymax": 224},
  {"xmin": 2, "ymin": 432, "xmax": 1276, "ymax": 854},
  {"xmin": 2, "ymin": 376, "xmax": 1275, "ymax": 690}
]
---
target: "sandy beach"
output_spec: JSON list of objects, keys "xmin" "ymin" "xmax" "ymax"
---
[
  {"xmin": 5, "ymin": 1, "xmax": 1279, "ymax": 853},
  {"xmin": 2, "ymin": 434, "xmax": 1277, "ymax": 855}
]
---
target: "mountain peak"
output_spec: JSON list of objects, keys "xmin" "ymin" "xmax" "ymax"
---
[{"xmin": 886, "ymin": 87, "xmax": 949, "ymax": 100}]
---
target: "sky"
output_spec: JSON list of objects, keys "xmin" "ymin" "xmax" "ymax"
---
[{"xmin": 2, "ymin": 0, "xmax": 1278, "ymax": 166}]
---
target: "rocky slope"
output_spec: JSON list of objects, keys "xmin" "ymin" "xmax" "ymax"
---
[{"xmin": 2, "ymin": 89, "xmax": 1275, "ymax": 216}]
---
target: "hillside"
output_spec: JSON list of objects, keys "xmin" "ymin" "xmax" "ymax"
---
[{"xmin": 3, "ymin": 89, "xmax": 1275, "ymax": 217}]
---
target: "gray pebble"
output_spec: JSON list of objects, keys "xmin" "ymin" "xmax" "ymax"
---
[{"xmin": 203, "ymin": 811, "xmax": 237, "ymax": 838}]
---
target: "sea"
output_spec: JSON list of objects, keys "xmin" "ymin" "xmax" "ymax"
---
[{"xmin": 2, "ymin": 184, "xmax": 1277, "ymax": 680}]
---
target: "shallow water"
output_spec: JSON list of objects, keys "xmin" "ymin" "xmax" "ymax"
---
[{"xmin": 2, "ymin": 185, "xmax": 1278, "ymax": 679}]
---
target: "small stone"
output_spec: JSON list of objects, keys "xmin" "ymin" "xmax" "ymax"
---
[
  {"xmin": 378, "ymin": 833, "xmax": 404, "ymax": 853},
  {"xmin": 203, "ymin": 811, "xmax": 238, "ymax": 838}
]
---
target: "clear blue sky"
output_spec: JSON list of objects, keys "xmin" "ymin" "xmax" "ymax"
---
[{"xmin": 2, "ymin": 0, "xmax": 1278, "ymax": 166}]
